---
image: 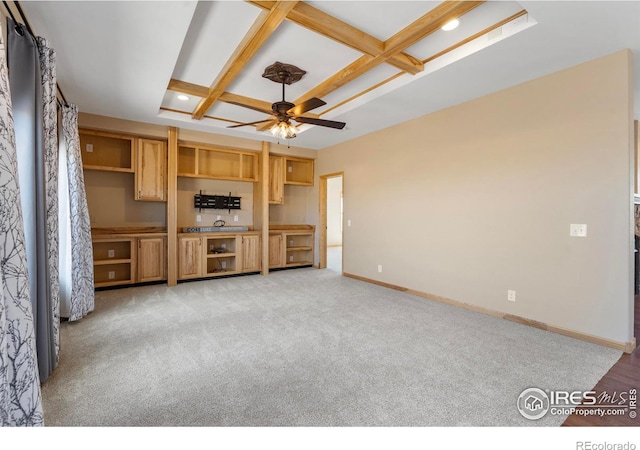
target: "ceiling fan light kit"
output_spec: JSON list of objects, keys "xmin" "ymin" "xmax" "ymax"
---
[{"xmin": 227, "ymin": 61, "xmax": 346, "ymax": 139}]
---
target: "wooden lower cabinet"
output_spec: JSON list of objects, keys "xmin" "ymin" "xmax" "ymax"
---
[
  {"xmin": 137, "ymin": 237, "xmax": 166, "ymax": 282},
  {"xmin": 269, "ymin": 230, "xmax": 314, "ymax": 269},
  {"xmin": 92, "ymin": 233, "xmax": 167, "ymax": 288},
  {"xmin": 178, "ymin": 232, "xmax": 261, "ymax": 280},
  {"xmin": 93, "ymin": 238, "xmax": 136, "ymax": 288},
  {"xmin": 241, "ymin": 235, "xmax": 261, "ymax": 273},
  {"xmin": 178, "ymin": 236, "xmax": 203, "ymax": 279},
  {"xmin": 269, "ymin": 233, "xmax": 284, "ymax": 268}
]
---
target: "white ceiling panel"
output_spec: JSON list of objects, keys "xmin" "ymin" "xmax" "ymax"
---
[
  {"xmin": 172, "ymin": 1, "xmax": 261, "ymax": 87},
  {"xmin": 405, "ymin": 1, "xmax": 525, "ymax": 59}
]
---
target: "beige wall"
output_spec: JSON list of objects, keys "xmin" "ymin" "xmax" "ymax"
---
[{"xmin": 317, "ymin": 50, "xmax": 635, "ymax": 345}]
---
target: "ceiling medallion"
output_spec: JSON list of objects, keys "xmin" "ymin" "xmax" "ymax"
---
[{"xmin": 262, "ymin": 62, "xmax": 306, "ymax": 85}]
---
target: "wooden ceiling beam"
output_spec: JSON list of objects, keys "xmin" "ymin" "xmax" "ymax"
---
[
  {"xmin": 248, "ymin": 0, "xmax": 423, "ymax": 74},
  {"xmin": 167, "ymin": 79, "xmax": 209, "ymax": 98},
  {"xmin": 294, "ymin": 0, "xmax": 483, "ymax": 105},
  {"xmin": 191, "ymin": 0, "xmax": 298, "ymax": 120}
]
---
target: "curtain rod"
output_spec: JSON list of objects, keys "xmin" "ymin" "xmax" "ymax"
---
[{"xmin": 2, "ymin": 0, "xmax": 69, "ymax": 107}]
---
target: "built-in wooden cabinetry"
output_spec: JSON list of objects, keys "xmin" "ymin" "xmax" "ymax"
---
[
  {"xmin": 178, "ymin": 142, "xmax": 258, "ymax": 182},
  {"xmin": 178, "ymin": 236, "xmax": 203, "ymax": 280},
  {"xmin": 137, "ymin": 237, "xmax": 166, "ymax": 282},
  {"xmin": 92, "ymin": 233, "xmax": 167, "ymax": 288},
  {"xmin": 92, "ymin": 238, "xmax": 136, "ymax": 288},
  {"xmin": 241, "ymin": 234, "xmax": 261, "ymax": 272},
  {"xmin": 269, "ymin": 155, "xmax": 285, "ymax": 204},
  {"xmin": 80, "ymin": 129, "xmax": 135, "ymax": 173},
  {"xmin": 178, "ymin": 232, "xmax": 261, "ymax": 280},
  {"xmin": 284, "ymin": 156, "xmax": 314, "ymax": 186},
  {"xmin": 269, "ymin": 227, "xmax": 315, "ymax": 269},
  {"xmin": 269, "ymin": 154, "xmax": 315, "ymax": 204},
  {"xmin": 136, "ymin": 139, "xmax": 167, "ymax": 201}
]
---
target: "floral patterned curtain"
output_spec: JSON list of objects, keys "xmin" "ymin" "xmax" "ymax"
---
[
  {"xmin": 37, "ymin": 37, "xmax": 60, "ymax": 363},
  {"xmin": 61, "ymin": 104, "xmax": 94, "ymax": 321},
  {"xmin": 0, "ymin": 24, "xmax": 44, "ymax": 427}
]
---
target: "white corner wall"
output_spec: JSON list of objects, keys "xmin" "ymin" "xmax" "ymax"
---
[{"xmin": 317, "ymin": 50, "xmax": 635, "ymax": 345}]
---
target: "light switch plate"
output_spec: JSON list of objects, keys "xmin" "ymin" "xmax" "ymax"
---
[{"xmin": 86, "ymin": 144, "xmax": 93, "ymax": 153}]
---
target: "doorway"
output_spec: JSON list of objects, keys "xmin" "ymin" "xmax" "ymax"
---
[{"xmin": 319, "ymin": 173, "xmax": 344, "ymax": 273}]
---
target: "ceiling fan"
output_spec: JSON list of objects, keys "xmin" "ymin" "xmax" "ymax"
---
[{"xmin": 227, "ymin": 62, "xmax": 346, "ymax": 139}]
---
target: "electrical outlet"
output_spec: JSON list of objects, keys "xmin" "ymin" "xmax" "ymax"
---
[
  {"xmin": 86, "ymin": 144, "xmax": 93, "ymax": 153},
  {"xmin": 289, "ymin": 240, "xmax": 294, "ymax": 247},
  {"xmin": 233, "ymin": 215, "xmax": 238, "ymax": 222},
  {"xmin": 221, "ymin": 243, "xmax": 226, "ymax": 249},
  {"xmin": 570, "ymin": 224, "xmax": 587, "ymax": 237},
  {"xmin": 288, "ymin": 166, "xmax": 292, "ymax": 173},
  {"xmin": 108, "ymin": 271, "xmax": 115, "ymax": 280},
  {"xmin": 216, "ymin": 215, "xmax": 221, "ymax": 220},
  {"xmin": 221, "ymin": 261, "xmax": 226, "ymax": 269},
  {"xmin": 209, "ymin": 244, "xmax": 215, "ymax": 252},
  {"xmin": 347, "ymin": 220, "xmax": 352, "ymax": 227},
  {"xmin": 378, "ymin": 265, "xmax": 382, "ymax": 273},
  {"xmin": 290, "ymin": 255, "xmax": 294, "ymax": 262},
  {"xmin": 507, "ymin": 290, "xmax": 516, "ymax": 302},
  {"xmin": 196, "ymin": 215, "xmax": 201, "ymax": 223},
  {"xmin": 108, "ymin": 249, "xmax": 115, "ymax": 258}
]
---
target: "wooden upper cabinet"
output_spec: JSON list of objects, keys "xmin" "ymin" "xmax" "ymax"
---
[
  {"xmin": 137, "ymin": 237, "xmax": 166, "ymax": 283},
  {"xmin": 284, "ymin": 156, "xmax": 314, "ymax": 186},
  {"xmin": 79, "ymin": 129, "xmax": 135, "ymax": 173},
  {"xmin": 269, "ymin": 155, "xmax": 284, "ymax": 204},
  {"xmin": 177, "ymin": 142, "xmax": 258, "ymax": 182},
  {"xmin": 136, "ymin": 138, "xmax": 167, "ymax": 202}
]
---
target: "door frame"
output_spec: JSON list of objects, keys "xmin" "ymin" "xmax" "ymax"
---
[{"xmin": 319, "ymin": 172, "xmax": 344, "ymax": 270}]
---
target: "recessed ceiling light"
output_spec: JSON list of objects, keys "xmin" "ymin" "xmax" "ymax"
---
[
  {"xmin": 177, "ymin": 94, "xmax": 189, "ymax": 101},
  {"xmin": 441, "ymin": 19, "xmax": 460, "ymax": 31}
]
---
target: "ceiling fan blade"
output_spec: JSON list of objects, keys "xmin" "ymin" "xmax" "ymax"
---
[
  {"xmin": 227, "ymin": 119, "xmax": 274, "ymax": 129},
  {"xmin": 256, "ymin": 120, "xmax": 277, "ymax": 132},
  {"xmin": 294, "ymin": 116, "xmax": 346, "ymax": 130},
  {"xmin": 288, "ymin": 97, "xmax": 326, "ymax": 117}
]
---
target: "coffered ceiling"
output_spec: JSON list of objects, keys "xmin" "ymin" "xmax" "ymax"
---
[{"xmin": 19, "ymin": 1, "xmax": 640, "ymax": 150}]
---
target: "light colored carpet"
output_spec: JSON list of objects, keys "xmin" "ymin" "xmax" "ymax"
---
[
  {"xmin": 327, "ymin": 246, "xmax": 342, "ymax": 273},
  {"xmin": 42, "ymin": 268, "xmax": 621, "ymax": 426}
]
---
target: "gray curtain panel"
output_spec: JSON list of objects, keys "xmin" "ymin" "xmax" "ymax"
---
[
  {"xmin": 61, "ymin": 104, "xmax": 94, "ymax": 321},
  {"xmin": 36, "ymin": 37, "xmax": 60, "ymax": 363},
  {"xmin": 7, "ymin": 18, "xmax": 56, "ymax": 382},
  {"xmin": 0, "ymin": 22, "xmax": 44, "ymax": 426}
]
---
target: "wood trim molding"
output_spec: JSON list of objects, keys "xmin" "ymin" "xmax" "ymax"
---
[
  {"xmin": 343, "ymin": 272, "xmax": 635, "ymax": 353},
  {"xmin": 166, "ymin": 126, "xmax": 179, "ymax": 286}
]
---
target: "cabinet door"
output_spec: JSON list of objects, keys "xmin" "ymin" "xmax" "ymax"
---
[
  {"xmin": 136, "ymin": 139, "xmax": 166, "ymax": 201},
  {"xmin": 269, "ymin": 155, "xmax": 284, "ymax": 204},
  {"xmin": 138, "ymin": 238, "xmax": 166, "ymax": 283},
  {"xmin": 178, "ymin": 237, "xmax": 203, "ymax": 279},
  {"xmin": 269, "ymin": 234, "xmax": 284, "ymax": 268},
  {"xmin": 241, "ymin": 235, "xmax": 261, "ymax": 273}
]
